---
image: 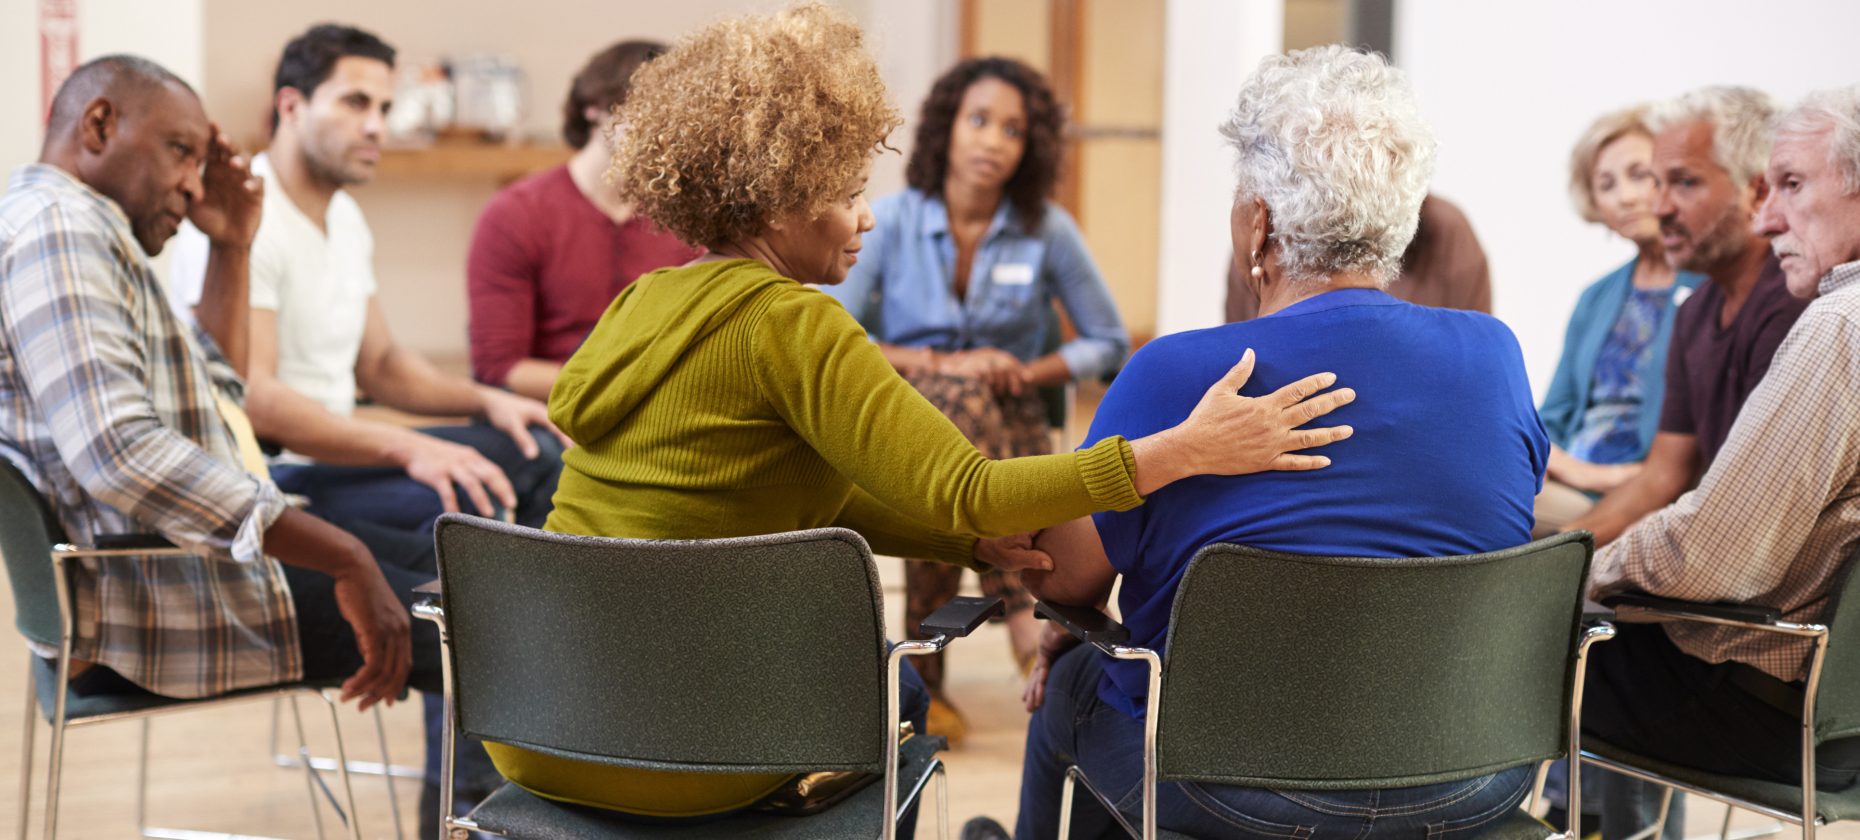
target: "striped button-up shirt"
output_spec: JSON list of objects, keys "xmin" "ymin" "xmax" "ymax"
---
[
  {"xmin": 0, "ymin": 164, "xmax": 297, "ymax": 698},
  {"xmin": 1592, "ymin": 259, "xmax": 1860, "ymax": 682}
]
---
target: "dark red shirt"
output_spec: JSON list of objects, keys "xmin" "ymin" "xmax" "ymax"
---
[
  {"xmin": 466, "ymin": 165, "xmax": 701, "ymax": 386},
  {"xmin": 1658, "ymin": 253, "xmax": 1810, "ymax": 468}
]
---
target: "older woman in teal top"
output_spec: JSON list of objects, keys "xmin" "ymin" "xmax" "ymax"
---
[
  {"xmin": 1535, "ymin": 106, "xmax": 1704, "ymax": 536},
  {"xmin": 825, "ymin": 56, "xmax": 1128, "ymax": 740}
]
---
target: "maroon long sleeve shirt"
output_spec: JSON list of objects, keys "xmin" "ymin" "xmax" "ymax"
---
[{"xmin": 466, "ymin": 165, "xmax": 702, "ymax": 386}]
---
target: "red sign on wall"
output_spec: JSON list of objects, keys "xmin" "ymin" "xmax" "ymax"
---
[{"xmin": 41, "ymin": 0, "xmax": 79, "ymax": 122}]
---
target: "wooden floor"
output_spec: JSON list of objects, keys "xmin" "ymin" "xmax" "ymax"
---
[{"xmin": 4, "ymin": 558, "xmax": 1856, "ymax": 839}]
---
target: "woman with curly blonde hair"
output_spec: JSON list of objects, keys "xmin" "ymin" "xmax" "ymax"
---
[{"xmin": 512, "ymin": 2, "xmax": 1355, "ymax": 821}]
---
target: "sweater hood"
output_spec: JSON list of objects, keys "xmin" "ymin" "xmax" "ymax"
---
[{"xmin": 548, "ymin": 259, "xmax": 793, "ymax": 444}]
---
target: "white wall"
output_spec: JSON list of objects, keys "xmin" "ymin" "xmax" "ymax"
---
[
  {"xmin": 0, "ymin": 1, "xmax": 38, "ymax": 173},
  {"xmin": 865, "ymin": 0, "xmax": 959, "ymax": 198},
  {"xmin": 0, "ymin": 0, "xmax": 205, "ymax": 177},
  {"xmin": 1397, "ymin": 0, "xmax": 1860, "ymax": 398},
  {"xmin": 1155, "ymin": 0, "xmax": 1282, "ymax": 337}
]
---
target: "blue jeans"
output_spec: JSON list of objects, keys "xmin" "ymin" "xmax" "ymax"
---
[
  {"xmin": 271, "ymin": 422, "xmax": 563, "ymax": 532},
  {"xmin": 1016, "ymin": 646, "xmax": 1535, "ymax": 839}
]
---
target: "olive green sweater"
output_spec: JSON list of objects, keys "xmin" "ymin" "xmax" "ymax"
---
[
  {"xmin": 506, "ymin": 258, "xmax": 1144, "ymax": 817},
  {"xmin": 544, "ymin": 258, "xmax": 1143, "ymax": 559}
]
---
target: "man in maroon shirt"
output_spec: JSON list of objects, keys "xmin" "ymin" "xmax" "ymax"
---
[
  {"xmin": 466, "ymin": 41, "xmax": 702, "ymax": 401},
  {"xmin": 1570, "ymin": 86, "xmax": 1809, "ymax": 547}
]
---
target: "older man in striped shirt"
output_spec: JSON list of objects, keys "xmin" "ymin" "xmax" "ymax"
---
[{"xmin": 1584, "ymin": 85, "xmax": 1860, "ymax": 824}]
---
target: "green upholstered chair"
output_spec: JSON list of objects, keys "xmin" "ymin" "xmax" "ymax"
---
[
  {"xmin": 1036, "ymin": 532, "xmax": 1612, "ymax": 840},
  {"xmin": 0, "ymin": 458, "xmax": 371, "ymax": 840},
  {"xmin": 1581, "ymin": 545, "xmax": 1860, "ymax": 840},
  {"xmin": 416, "ymin": 514, "xmax": 1002, "ymax": 839}
]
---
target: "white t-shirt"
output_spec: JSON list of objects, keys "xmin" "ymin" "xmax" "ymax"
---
[{"xmin": 168, "ymin": 153, "xmax": 376, "ymax": 417}]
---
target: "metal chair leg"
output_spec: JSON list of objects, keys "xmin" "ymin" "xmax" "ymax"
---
[
  {"xmin": 934, "ymin": 763, "xmax": 949, "ymax": 840},
  {"xmin": 315, "ymin": 690, "xmax": 364, "ymax": 840},
  {"xmin": 1530, "ymin": 760, "xmax": 1550, "ymax": 816},
  {"xmin": 17, "ymin": 667, "xmax": 35, "ymax": 840},
  {"xmin": 371, "ymin": 705, "xmax": 405, "ymax": 840},
  {"xmin": 289, "ymin": 695, "xmax": 330, "ymax": 840},
  {"xmin": 1621, "ymin": 786, "xmax": 1676, "ymax": 840},
  {"xmin": 135, "ymin": 719, "xmax": 150, "ymax": 834},
  {"xmin": 272, "ymin": 696, "xmax": 420, "ymax": 780},
  {"xmin": 1058, "ymin": 766, "xmax": 1079, "ymax": 840},
  {"xmin": 42, "ymin": 688, "xmax": 67, "ymax": 840}
]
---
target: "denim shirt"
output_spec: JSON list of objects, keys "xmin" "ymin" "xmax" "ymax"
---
[{"xmin": 823, "ymin": 188, "xmax": 1129, "ymax": 381}]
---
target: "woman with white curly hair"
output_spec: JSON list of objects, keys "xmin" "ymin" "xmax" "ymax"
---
[{"xmin": 965, "ymin": 46, "xmax": 1550, "ymax": 840}]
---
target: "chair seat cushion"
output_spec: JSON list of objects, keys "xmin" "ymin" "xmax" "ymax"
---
[
  {"xmin": 32, "ymin": 656, "xmax": 349, "ymax": 722},
  {"xmin": 1584, "ymin": 738, "xmax": 1860, "ymax": 823},
  {"xmin": 463, "ymin": 734, "xmax": 942, "ymax": 839}
]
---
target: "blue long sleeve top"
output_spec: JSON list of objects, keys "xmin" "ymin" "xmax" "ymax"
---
[{"xmin": 823, "ymin": 189, "xmax": 1129, "ymax": 381}]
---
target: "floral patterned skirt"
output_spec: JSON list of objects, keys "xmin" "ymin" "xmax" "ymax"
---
[{"xmin": 900, "ymin": 371, "xmax": 1052, "ymax": 695}]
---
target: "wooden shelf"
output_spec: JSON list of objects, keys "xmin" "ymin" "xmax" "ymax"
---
[{"xmin": 375, "ymin": 142, "xmax": 571, "ymax": 182}]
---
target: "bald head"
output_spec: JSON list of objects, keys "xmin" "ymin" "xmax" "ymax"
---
[{"xmin": 40, "ymin": 54, "xmax": 211, "ymax": 256}]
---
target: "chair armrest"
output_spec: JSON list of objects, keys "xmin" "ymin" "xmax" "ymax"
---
[
  {"xmin": 92, "ymin": 532, "xmax": 178, "ymax": 550},
  {"xmin": 1035, "ymin": 600, "xmax": 1131, "ymax": 647},
  {"xmin": 919, "ymin": 595, "xmax": 1004, "ymax": 639},
  {"xmin": 53, "ymin": 533, "xmax": 195, "ymax": 558},
  {"xmin": 1601, "ymin": 592, "xmax": 1783, "ymax": 628}
]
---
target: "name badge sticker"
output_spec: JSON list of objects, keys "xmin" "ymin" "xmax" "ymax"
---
[{"xmin": 992, "ymin": 263, "xmax": 1035, "ymax": 285}]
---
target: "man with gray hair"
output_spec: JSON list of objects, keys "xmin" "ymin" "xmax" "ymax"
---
[
  {"xmin": 1581, "ymin": 83, "xmax": 1860, "ymax": 832},
  {"xmin": 1569, "ymin": 86, "xmax": 1808, "ymax": 546}
]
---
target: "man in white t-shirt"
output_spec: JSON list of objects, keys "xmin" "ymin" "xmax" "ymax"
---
[
  {"xmin": 170, "ymin": 26, "xmax": 564, "ymax": 538},
  {"xmin": 167, "ymin": 25, "xmax": 539, "ymax": 835}
]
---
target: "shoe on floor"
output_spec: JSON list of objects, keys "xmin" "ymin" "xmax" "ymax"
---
[
  {"xmin": 925, "ymin": 695, "xmax": 969, "ymax": 746},
  {"xmin": 962, "ymin": 815, "xmax": 1012, "ymax": 840}
]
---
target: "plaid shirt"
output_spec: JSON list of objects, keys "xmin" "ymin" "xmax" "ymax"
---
[
  {"xmin": 0, "ymin": 164, "xmax": 297, "ymax": 698},
  {"xmin": 1592, "ymin": 260, "xmax": 1860, "ymax": 682}
]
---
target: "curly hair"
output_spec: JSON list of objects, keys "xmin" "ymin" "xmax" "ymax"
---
[
  {"xmin": 905, "ymin": 57, "xmax": 1065, "ymax": 229},
  {"xmin": 1221, "ymin": 46, "xmax": 1436, "ymax": 286},
  {"xmin": 608, "ymin": 2, "xmax": 901, "ymax": 247}
]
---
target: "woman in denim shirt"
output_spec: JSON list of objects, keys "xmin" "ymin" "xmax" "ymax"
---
[
  {"xmin": 825, "ymin": 57, "xmax": 1130, "ymax": 741},
  {"xmin": 1534, "ymin": 107, "xmax": 1704, "ymax": 537}
]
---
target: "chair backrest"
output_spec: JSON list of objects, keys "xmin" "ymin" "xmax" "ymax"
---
[
  {"xmin": 432, "ymin": 514, "xmax": 891, "ymax": 776},
  {"xmin": 1156, "ymin": 532, "xmax": 1594, "ymax": 790},
  {"xmin": 1808, "ymin": 543, "xmax": 1860, "ymax": 743},
  {"xmin": 0, "ymin": 457, "xmax": 68, "ymax": 648}
]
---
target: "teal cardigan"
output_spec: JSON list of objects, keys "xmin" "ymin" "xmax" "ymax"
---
[{"xmin": 1538, "ymin": 257, "xmax": 1705, "ymax": 461}]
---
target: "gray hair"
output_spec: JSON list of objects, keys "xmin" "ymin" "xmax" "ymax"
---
[
  {"xmin": 45, "ymin": 54, "xmax": 193, "ymax": 138},
  {"xmin": 1647, "ymin": 86, "xmax": 1777, "ymax": 188},
  {"xmin": 1774, "ymin": 86, "xmax": 1860, "ymax": 196},
  {"xmin": 1568, "ymin": 105, "xmax": 1651, "ymax": 224},
  {"xmin": 1220, "ymin": 45, "xmax": 1436, "ymax": 286}
]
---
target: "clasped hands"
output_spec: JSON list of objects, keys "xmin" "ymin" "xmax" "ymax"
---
[{"xmin": 904, "ymin": 346, "xmax": 1033, "ymax": 396}]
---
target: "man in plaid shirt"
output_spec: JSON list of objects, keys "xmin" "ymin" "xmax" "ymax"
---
[
  {"xmin": 0, "ymin": 56, "xmax": 412, "ymax": 710},
  {"xmin": 1584, "ymin": 85, "xmax": 1860, "ymax": 829}
]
